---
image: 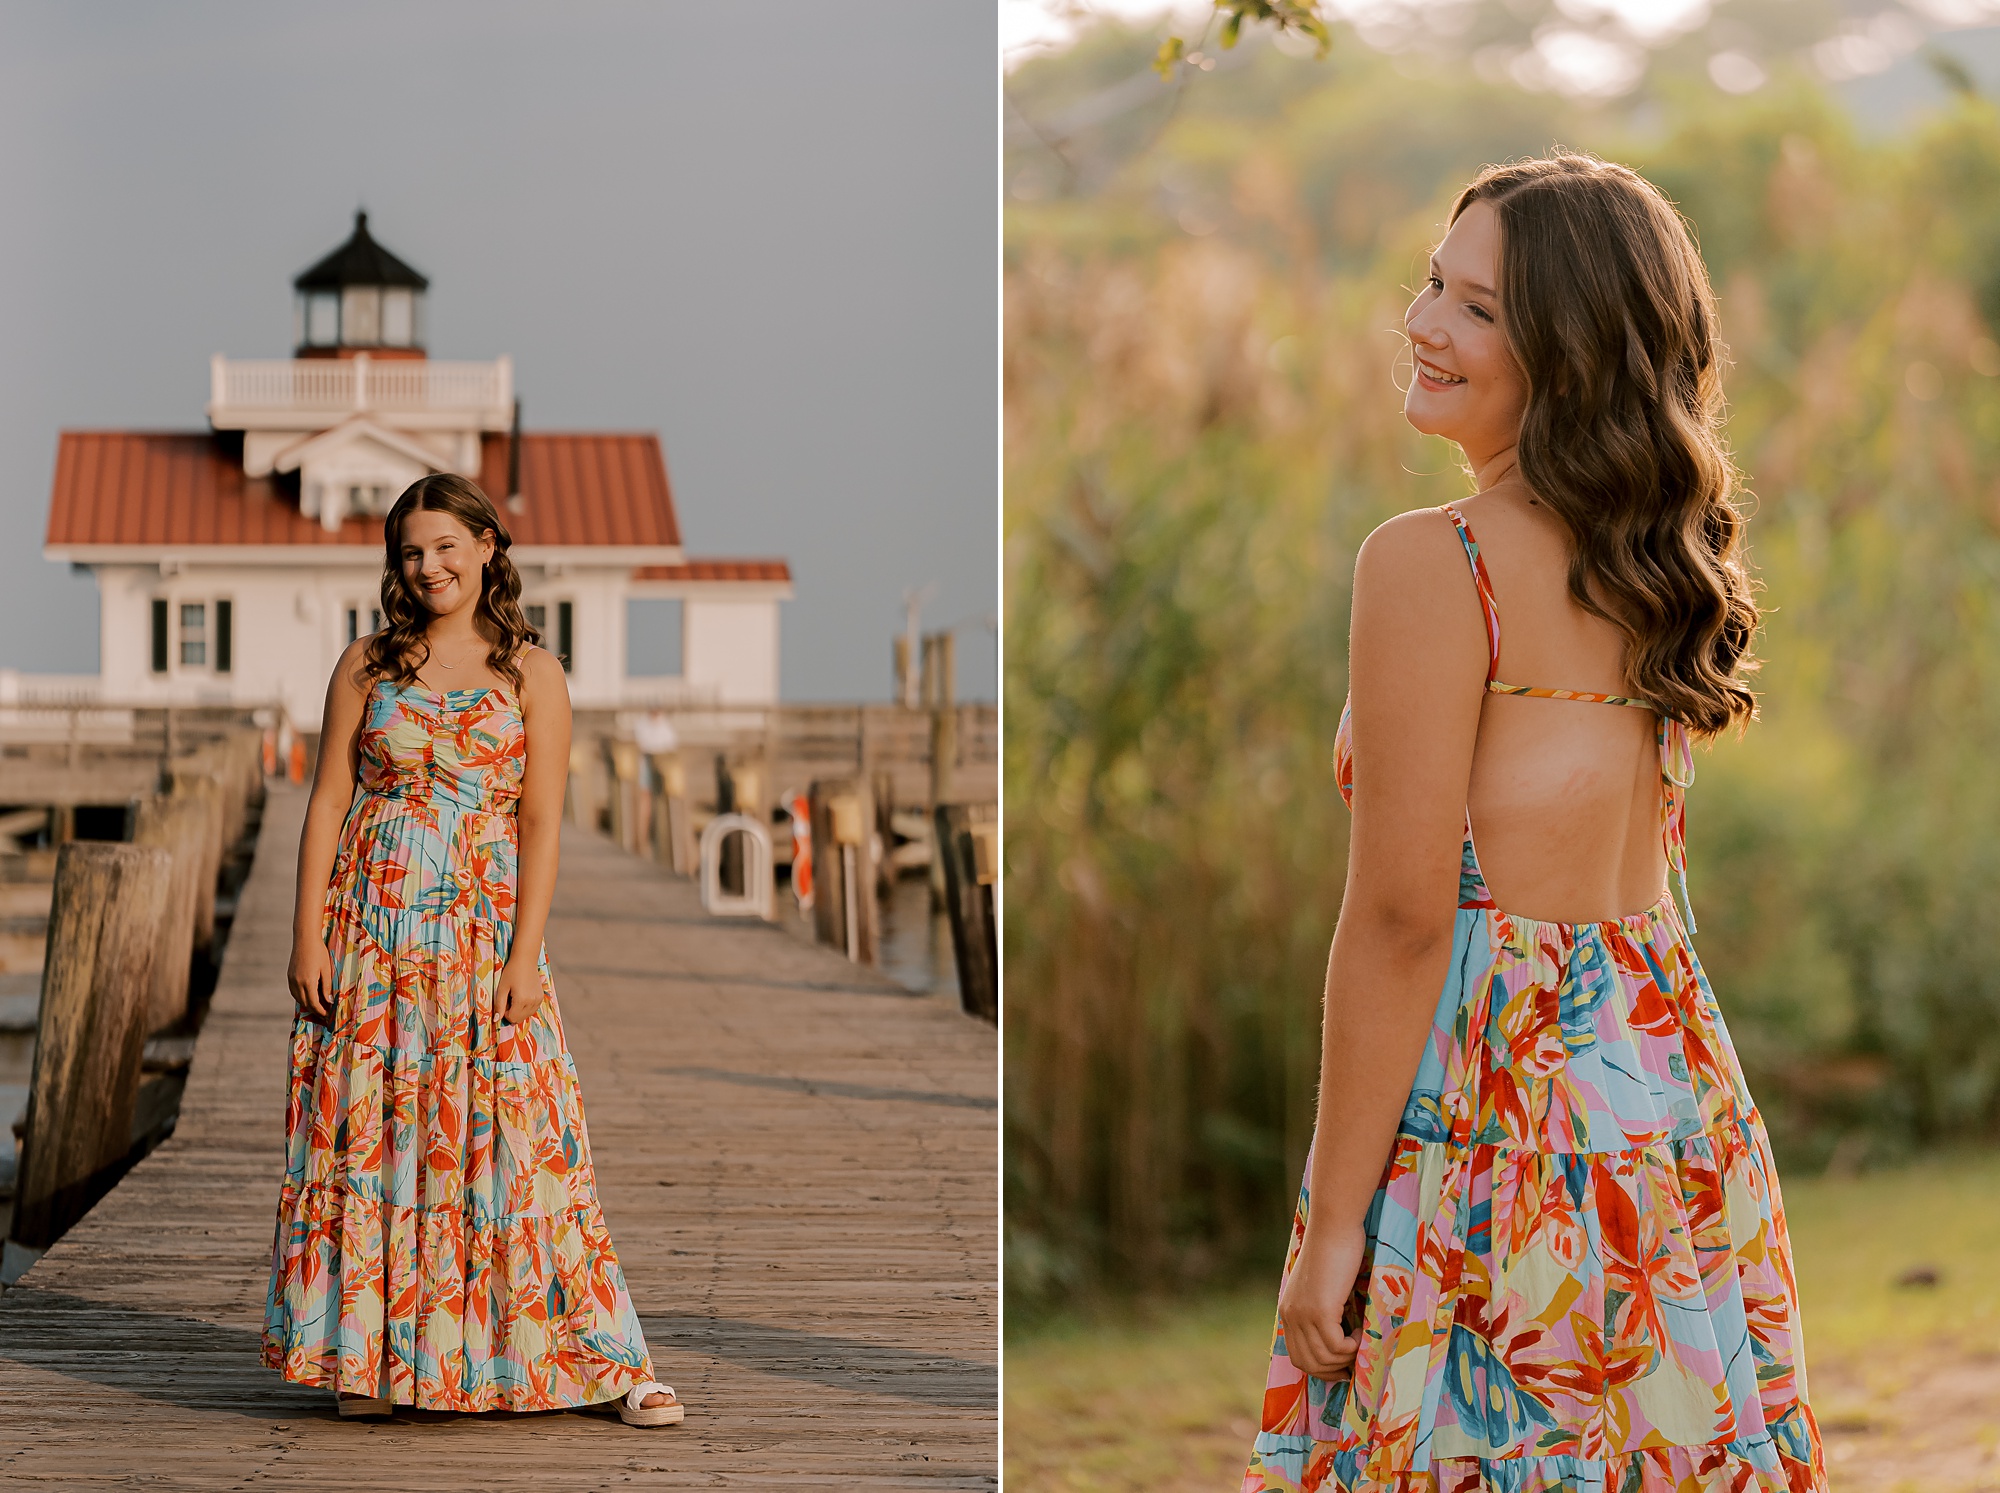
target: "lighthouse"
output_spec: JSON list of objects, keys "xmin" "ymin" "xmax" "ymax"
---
[
  {"xmin": 293, "ymin": 211, "xmax": 429, "ymax": 357},
  {"xmin": 43, "ymin": 214, "xmax": 791, "ymax": 728}
]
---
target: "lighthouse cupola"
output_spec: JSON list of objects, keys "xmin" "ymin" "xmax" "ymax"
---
[{"xmin": 292, "ymin": 210, "xmax": 429, "ymax": 358}]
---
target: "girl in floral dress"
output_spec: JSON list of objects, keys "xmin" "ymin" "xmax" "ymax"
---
[
  {"xmin": 1243, "ymin": 156, "xmax": 1825, "ymax": 1491},
  {"xmin": 263, "ymin": 473, "xmax": 680, "ymax": 1427}
]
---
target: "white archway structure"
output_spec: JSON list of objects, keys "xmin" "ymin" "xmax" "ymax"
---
[{"xmin": 699, "ymin": 813, "xmax": 774, "ymax": 920}]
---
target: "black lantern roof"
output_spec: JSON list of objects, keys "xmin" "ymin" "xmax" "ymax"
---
[{"xmin": 293, "ymin": 211, "xmax": 428, "ymax": 292}]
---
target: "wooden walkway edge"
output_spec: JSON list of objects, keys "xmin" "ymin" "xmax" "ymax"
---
[{"xmin": 0, "ymin": 783, "xmax": 997, "ymax": 1489}]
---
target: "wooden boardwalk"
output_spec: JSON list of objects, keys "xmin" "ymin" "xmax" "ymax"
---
[{"xmin": 0, "ymin": 784, "xmax": 997, "ymax": 1489}]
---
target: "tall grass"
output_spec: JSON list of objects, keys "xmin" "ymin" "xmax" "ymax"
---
[{"xmin": 1005, "ymin": 34, "xmax": 2000, "ymax": 1311}]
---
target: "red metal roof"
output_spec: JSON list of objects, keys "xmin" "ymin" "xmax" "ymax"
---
[
  {"xmin": 633, "ymin": 560, "xmax": 791, "ymax": 582},
  {"xmin": 44, "ymin": 430, "xmax": 682, "ymax": 549}
]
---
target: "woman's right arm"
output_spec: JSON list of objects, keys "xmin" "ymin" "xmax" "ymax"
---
[
  {"xmin": 1276, "ymin": 511, "xmax": 1490, "ymax": 1379},
  {"xmin": 287, "ymin": 643, "xmax": 371, "ymax": 1023}
]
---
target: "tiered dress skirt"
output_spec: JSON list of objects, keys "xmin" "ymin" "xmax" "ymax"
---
[{"xmin": 1243, "ymin": 846, "xmax": 1825, "ymax": 1493}]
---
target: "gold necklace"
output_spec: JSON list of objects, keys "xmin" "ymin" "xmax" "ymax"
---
[{"xmin": 431, "ymin": 640, "xmax": 481, "ymax": 672}]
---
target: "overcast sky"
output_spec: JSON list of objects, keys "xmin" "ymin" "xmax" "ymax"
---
[{"xmin": 0, "ymin": 1, "xmax": 995, "ymax": 702}]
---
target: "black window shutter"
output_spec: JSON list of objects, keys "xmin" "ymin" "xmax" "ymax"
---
[
  {"xmin": 557, "ymin": 600, "xmax": 573, "ymax": 673},
  {"xmin": 150, "ymin": 598, "xmax": 168, "ymax": 673},
  {"xmin": 215, "ymin": 599, "xmax": 233, "ymax": 674}
]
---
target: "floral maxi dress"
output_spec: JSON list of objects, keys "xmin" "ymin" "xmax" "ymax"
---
[
  {"xmin": 263, "ymin": 681, "xmax": 654, "ymax": 1410},
  {"xmin": 1242, "ymin": 507, "xmax": 1826, "ymax": 1493}
]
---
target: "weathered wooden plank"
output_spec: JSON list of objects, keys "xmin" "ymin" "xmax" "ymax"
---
[
  {"xmin": 0, "ymin": 781, "xmax": 996, "ymax": 1487},
  {"xmin": 0, "ymin": 760, "xmax": 161, "ymax": 807}
]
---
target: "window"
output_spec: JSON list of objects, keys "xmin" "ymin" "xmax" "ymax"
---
[
  {"xmin": 526, "ymin": 603, "xmax": 572, "ymax": 670},
  {"xmin": 179, "ymin": 603, "xmax": 206, "ymax": 667},
  {"xmin": 215, "ymin": 599, "xmax": 233, "ymax": 674},
  {"xmin": 382, "ymin": 288, "xmax": 414, "ymax": 346},
  {"xmin": 345, "ymin": 607, "xmax": 383, "ymax": 644},
  {"xmin": 626, "ymin": 599, "xmax": 684, "ymax": 676},
  {"xmin": 150, "ymin": 599, "xmax": 168, "ymax": 674},
  {"xmin": 342, "ymin": 286, "xmax": 381, "ymax": 344},
  {"xmin": 305, "ymin": 292, "xmax": 339, "ymax": 346}
]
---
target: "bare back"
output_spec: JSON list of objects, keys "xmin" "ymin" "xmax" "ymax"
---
[{"xmin": 1452, "ymin": 488, "xmax": 1667, "ymax": 922}]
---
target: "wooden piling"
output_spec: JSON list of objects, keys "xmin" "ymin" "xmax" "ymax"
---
[
  {"xmin": 936, "ymin": 804, "xmax": 997, "ymax": 1023},
  {"xmin": 131, "ymin": 795, "xmax": 209, "ymax": 1033},
  {"xmin": 809, "ymin": 777, "xmax": 879, "ymax": 964},
  {"xmin": 872, "ymin": 769, "xmax": 897, "ymax": 897},
  {"xmin": 929, "ymin": 708, "xmax": 959, "ymax": 808},
  {"xmin": 652, "ymin": 752, "xmax": 696, "ymax": 875},
  {"xmin": 8, "ymin": 841, "xmax": 173, "ymax": 1250},
  {"xmin": 168, "ymin": 769, "xmax": 226, "ymax": 953},
  {"xmin": 609, "ymin": 739, "xmax": 642, "ymax": 854}
]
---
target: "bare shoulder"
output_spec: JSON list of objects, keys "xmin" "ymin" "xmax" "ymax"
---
[
  {"xmin": 1353, "ymin": 507, "xmax": 1472, "ymax": 596},
  {"xmin": 516, "ymin": 646, "xmax": 571, "ymax": 710},
  {"xmin": 330, "ymin": 637, "xmax": 375, "ymax": 699}
]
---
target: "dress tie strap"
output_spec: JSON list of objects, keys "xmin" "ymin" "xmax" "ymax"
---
[{"xmin": 1661, "ymin": 716, "xmax": 1696, "ymax": 933}]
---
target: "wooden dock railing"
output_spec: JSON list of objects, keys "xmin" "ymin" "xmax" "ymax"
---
[{"xmin": 1, "ymin": 722, "xmax": 268, "ymax": 1275}]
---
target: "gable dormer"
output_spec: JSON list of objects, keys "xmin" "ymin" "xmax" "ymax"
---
[{"xmin": 271, "ymin": 417, "xmax": 449, "ymax": 530}]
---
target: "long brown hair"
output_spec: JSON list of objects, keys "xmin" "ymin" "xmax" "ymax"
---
[
  {"xmin": 364, "ymin": 473, "xmax": 540, "ymax": 691},
  {"xmin": 1452, "ymin": 153, "xmax": 1758, "ymax": 736}
]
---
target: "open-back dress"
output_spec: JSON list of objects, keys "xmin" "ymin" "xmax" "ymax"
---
[
  {"xmin": 262, "ymin": 680, "xmax": 654, "ymax": 1411},
  {"xmin": 1242, "ymin": 507, "xmax": 1825, "ymax": 1493}
]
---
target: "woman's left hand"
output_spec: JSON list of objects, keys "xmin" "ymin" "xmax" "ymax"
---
[
  {"xmin": 496, "ymin": 954, "xmax": 545, "ymax": 1028},
  {"xmin": 1278, "ymin": 1216, "xmax": 1366, "ymax": 1381}
]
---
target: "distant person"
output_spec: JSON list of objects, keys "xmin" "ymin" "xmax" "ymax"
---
[
  {"xmin": 633, "ymin": 707, "xmax": 679, "ymax": 759},
  {"xmin": 265, "ymin": 473, "xmax": 681, "ymax": 1428},
  {"xmin": 1243, "ymin": 156, "xmax": 1825, "ymax": 1492}
]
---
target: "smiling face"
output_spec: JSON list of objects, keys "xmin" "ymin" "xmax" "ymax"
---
[
  {"xmin": 398, "ymin": 507, "xmax": 495, "ymax": 619},
  {"xmin": 1403, "ymin": 198, "xmax": 1528, "ymax": 470}
]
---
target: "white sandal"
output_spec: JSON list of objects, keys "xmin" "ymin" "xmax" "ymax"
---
[{"xmin": 618, "ymin": 1380, "xmax": 685, "ymax": 1427}]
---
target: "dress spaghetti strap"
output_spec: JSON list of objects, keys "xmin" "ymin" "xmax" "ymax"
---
[
  {"xmin": 1438, "ymin": 502, "xmax": 1697, "ymax": 931},
  {"xmin": 1440, "ymin": 504, "xmax": 1654, "ymax": 708}
]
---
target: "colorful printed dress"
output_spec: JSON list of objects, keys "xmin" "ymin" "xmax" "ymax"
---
[
  {"xmin": 1243, "ymin": 508, "xmax": 1825, "ymax": 1493},
  {"xmin": 263, "ymin": 680, "xmax": 654, "ymax": 1411}
]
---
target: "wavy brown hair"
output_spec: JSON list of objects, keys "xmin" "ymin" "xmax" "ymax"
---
[
  {"xmin": 1453, "ymin": 153, "xmax": 1758, "ymax": 736},
  {"xmin": 363, "ymin": 473, "xmax": 540, "ymax": 692}
]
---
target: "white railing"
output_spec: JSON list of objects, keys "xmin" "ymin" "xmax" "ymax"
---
[
  {"xmin": 0, "ymin": 670, "xmax": 105, "ymax": 707},
  {"xmin": 209, "ymin": 354, "xmax": 512, "ymax": 417}
]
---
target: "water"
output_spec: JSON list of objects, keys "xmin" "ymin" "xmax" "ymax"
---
[
  {"xmin": 879, "ymin": 875, "xmax": 961, "ymax": 1002},
  {"xmin": 776, "ymin": 874, "xmax": 961, "ymax": 1003}
]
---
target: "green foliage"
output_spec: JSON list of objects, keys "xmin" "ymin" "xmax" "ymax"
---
[
  {"xmin": 1156, "ymin": 1, "xmax": 1332, "ymax": 78},
  {"xmin": 1007, "ymin": 33, "xmax": 2000, "ymax": 1313}
]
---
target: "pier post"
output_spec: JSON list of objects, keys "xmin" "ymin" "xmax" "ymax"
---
[
  {"xmin": 926, "ymin": 635, "xmax": 959, "ymax": 910},
  {"xmin": 653, "ymin": 753, "xmax": 695, "ymax": 875},
  {"xmin": 610, "ymin": 738, "xmax": 641, "ymax": 854},
  {"xmin": 8, "ymin": 842, "xmax": 173, "ymax": 1251},
  {"xmin": 131, "ymin": 795, "xmax": 208, "ymax": 1032},
  {"xmin": 168, "ymin": 768, "xmax": 227, "ymax": 956},
  {"xmin": 809, "ymin": 777, "xmax": 879, "ymax": 964},
  {"xmin": 935, "ymin": 804, "xmax": 997, "ymax": 1023}
]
